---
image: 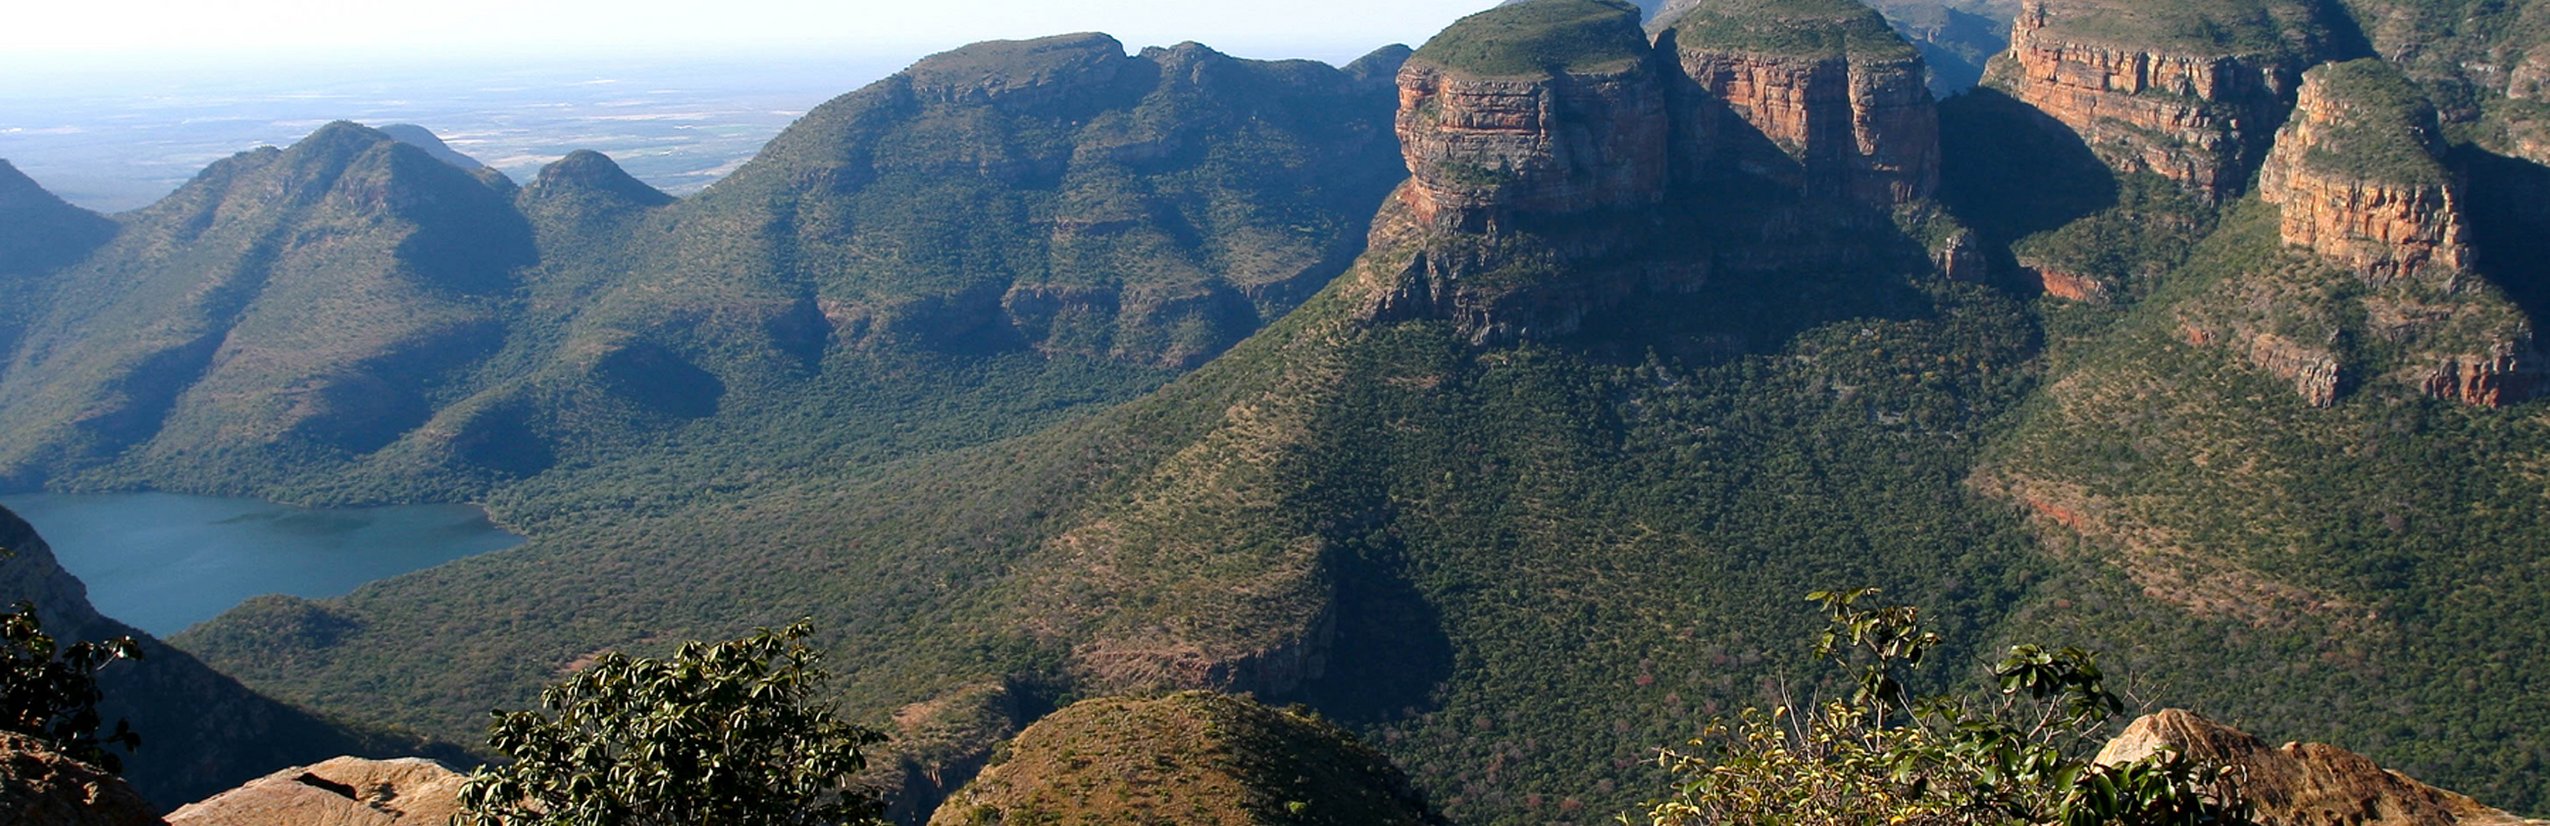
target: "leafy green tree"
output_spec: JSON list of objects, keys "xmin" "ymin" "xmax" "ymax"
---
[
  {"xmin": 0, "ymin": 548, "xmax": 143, "ymax": 773},
  {"xmin": 456, "ymin": 621, "xmax": 888, "ymax": 826},
  {"xmin": 1631, "ymin": 588, "xmax": 2250, "ymax": 826}
]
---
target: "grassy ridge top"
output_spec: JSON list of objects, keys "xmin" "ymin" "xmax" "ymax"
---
[
  {"xmin": 930, "ymin": 692, "xmax": 1442, "ymax": 826},
  {"xmin": 1662, "ymin": 0, "xmax": 1921, "ymax": 62},
  {"xmin": 1411, "ymin": 0, "xmax": 1652, "ymax": 78},
  {"xmin": 2296, "ymin": 59, "xmax": 2449, "ymax": 187},
  {"xmin": 2030, "ymin": 0, "xmax": 2324, "ymax": 57}
]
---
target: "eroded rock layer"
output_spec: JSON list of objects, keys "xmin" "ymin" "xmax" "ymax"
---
[
  {"xmin": 2001, "ymin": 0, "xmax": 2314, "ymax": 199},
  {"xmin": 1660, "ymin": 0, "xmax": 1941, "ymax": 206},
  {"xmin": 2258, "ymin": 60, "xmax": 2468, "ymax": 286},
  {"xmin": 1396, "ymin": 0, "xmax": 1669, "ymax": 229}
]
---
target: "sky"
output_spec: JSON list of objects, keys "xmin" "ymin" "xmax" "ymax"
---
[{"xmin": 1, "ymin": 0, "xmax": 1495, "ymax": 73}]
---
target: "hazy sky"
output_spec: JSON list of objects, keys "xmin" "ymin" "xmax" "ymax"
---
[{"xmin": 3, "ymin": 0, "xmax": 1493, "ymax": 69}]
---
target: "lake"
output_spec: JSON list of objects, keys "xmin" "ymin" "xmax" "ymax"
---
[{"xmin": 0, "ymin": 492, "xmax": 524, "ymax": 636}]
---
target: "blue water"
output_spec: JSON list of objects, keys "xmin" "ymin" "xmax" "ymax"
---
[{"xmin": 0, "ymin": 492, "xmax": 524, "ymax": 636}]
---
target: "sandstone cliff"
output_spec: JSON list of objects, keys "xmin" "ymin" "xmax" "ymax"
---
[
  {"xmin": 2101, "ymin": 710, "xmax": 2546, "ymax": 826},
  {"xmin": 1396, "ymin": 0, "xmax": 1669, "ymax": 230},
  {"xmin": 2258, "ymin": 60, "xmax": 2468, "ymax": 286},
  {"xmin": 164, "ymin": 757, "xmax": 463, "ymax": 826},
  {"xmin": 1999, "ymin": 0, "xmax": 2322, "ymax": 199},
  {"xmin": 1658, "ymin": 0, "xmax": 1941, "ymax": 206},
  {"xmin": 2250, "ymin": 60, "xmax": 2543, "ymax": 407}
]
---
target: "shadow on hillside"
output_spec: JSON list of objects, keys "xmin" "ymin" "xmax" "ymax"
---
[
  {"xmin": 1938, "ymin": 88, "xmax": 2117, "ymax": 246},
  {"xmin": 2456, "ymin": 146, "xmax": 2550, "ymax": 330}
]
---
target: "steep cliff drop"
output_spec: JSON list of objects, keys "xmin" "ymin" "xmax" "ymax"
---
[
  {"xmin": 1657, "ymin": 0, "xmax": 1941, "ymax": 207},
  {"xmin": 1998, "ymin": 0, "xmax": 2329, "ymax": 200},
  {"xmin": 2244, "ymin": 60, "xmax": 2539, "ymax": 407}
]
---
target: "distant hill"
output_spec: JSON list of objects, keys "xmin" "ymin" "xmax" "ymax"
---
[
  {"xmin": 0, "ymin": 38, "xmax": 1409, "ymax": 512},
  {"xmin": 376, "ymin": 124, "xmax": 499, "ymax": 176},
  {"xmin": 0, "ymin": 160, "xmax": 115, "ymax": 277}
]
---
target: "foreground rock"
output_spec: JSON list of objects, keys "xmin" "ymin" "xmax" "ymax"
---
[
  {"xmin": 929, "ymin": 692, "xmax": 1443, "ymax": 826},
  {"xmin": 0, "ymin": 732, "xmax": 163, "ymax": 826},
  {"xmin": 165, "ymin": 757, "xmax": 464, "ymax": 826},
  {"xmin": 2100, "ymin": 710, "xmax": 2545, "ymax": 826}
]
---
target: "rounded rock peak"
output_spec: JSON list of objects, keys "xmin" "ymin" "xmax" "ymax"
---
[{"xmin": 1410, "ymin": 0, "xmax": 1651, "ymax": 79}]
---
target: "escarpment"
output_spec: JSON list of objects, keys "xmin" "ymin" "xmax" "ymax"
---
[
  {"xmin": 1659, "ymin": 0, "xmax": 1941, "ymax": 206},
  {"xmin": 2258, "ymin": 60, "xmax": 2467, "ymax": 286},
  {"xmin": 1394, "ymin": 0, "xmax": 1670, "ymax": 229},
  {"xmin": 2251, "ymin": 60, "xmax": 2542, "ymax": 407},
  {"xmin": 1382, "ymin": 0, "xmax": 1954, "ymax": 344},
  {"xmin": 2000, "ymin": 0, "xmax": 2323, "ymax": 199}
]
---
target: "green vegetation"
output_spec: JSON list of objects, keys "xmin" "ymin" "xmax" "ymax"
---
[
  {"xmin": 1982, "ymin": 198, "xmax": 2550, "ymax": 811},
  {"xmin": 1635, "ymin": 588, "xmax": 2248, "ymax": 826},
  {"xmin": 1663, "ymin": 0, "xmax": 1922, "ymax": 63},
  {"xmin": 933, "ymin": 692, "xmax": 1442, "ymax": 825},
  {"xmin": 0, "ymin": 554, "xmax": 142, "ymax": 774},
  {"xmin": 1410, "ymin": 0, "xmax": 1652, "ymax": 77},
  {"xmin": 457, "ymin": 622, "xmax": 886, "ymax": 826},
  {"xmin": 2295, "ymin": 60, "xmax": 2451, "ymax": 187},
  {"xmin": 2030, "ymin": 0, "xmax": 2333, "ymax": 58}
]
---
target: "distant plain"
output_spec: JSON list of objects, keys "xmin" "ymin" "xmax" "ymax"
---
[{"xmin": 0, "ymin": 54, "xmax": 912, "ymax": 211}]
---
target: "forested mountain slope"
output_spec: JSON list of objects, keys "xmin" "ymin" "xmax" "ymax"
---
[
  {"xmin": 14, "ymin": 0, "xmax": 2550, "ymax": 823},
  {"xmin": 0, "ymin": 39, "xmax": 1408, "ymax": 518}
]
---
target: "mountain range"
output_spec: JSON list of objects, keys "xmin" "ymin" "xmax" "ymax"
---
[{"xmin": 1, "ymin": 0, "xmax": 2547, "ymax": 822}]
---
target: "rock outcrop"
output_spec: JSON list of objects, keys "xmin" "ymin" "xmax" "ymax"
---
[
  {"xmin": 1658, "ymin": 0, "xmax": 1941, "ymax": 206},
  {"xmin": 2248, "ymin": 61, "xmax": 2543, "ymax": 407},
  {"xmin": 2100, "ymin": 710, "xmax": 2545, "ymax": 826},
  {"xmin": 2257, "ymin": 60, "xmax": 2468, "ymax": 286},
  {"xmin": 2000, "ymin": 0, "xmax": 2315, "ymax": 199},
  {"xmin": 1396, "ymin": 0, "xmax": 1669, "ymax": 230},
  {"xmin": 0, "ymin": 732, "xmax": 164, "ymax": 826},
  {"xmin": 164, "ymin": 757, "xmax": 465, "ymax": 826}
]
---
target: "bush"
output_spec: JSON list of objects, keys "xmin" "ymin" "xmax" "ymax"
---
[
  {"xmin": 456, "ymin": 621, "xmax": 888, "ymax": 826},
  {"xmin": 1632, "ymin": 588, "xmax": 2251, "ymax": 826},
  {"xmin": 0, "ymin": 547, "xmax": 143, "ymax": 774}
]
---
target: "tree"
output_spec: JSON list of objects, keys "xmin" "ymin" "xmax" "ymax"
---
[
  {"xmin": 0, "ymin": 547, "xmax": 143, "ymax": 773},
  {"xmin": 1630, "ymin": 588, "xmax": 2250, "ymax": 826},
  {"xmin": 456, "ymin": 621, "xmax": 889, "ymax": 826}
]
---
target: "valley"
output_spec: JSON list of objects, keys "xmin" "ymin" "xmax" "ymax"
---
[{"xmin": 2, "ymin": 0, "xmax": 2548, "ymax": 823}]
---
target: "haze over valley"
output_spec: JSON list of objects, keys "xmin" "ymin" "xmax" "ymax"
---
[{"xmin": 2, "ymin": 0, "xmax": 2548, "ymax": 824}]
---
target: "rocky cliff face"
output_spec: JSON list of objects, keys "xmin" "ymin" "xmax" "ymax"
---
[
  {"xmin": 2258, "ymin": 61, "xmax": 2469, "ymax": 286},
  {"xmin": 2000, "ymin": 0, "xmax": 2313, "ymax": 199},
  {"xmin": 2100, "ymin": 710, "xmax": 2546, "ymax": 826},
  {"xmin": 1660, "ymin": 0, "xmax": 1942, "ymax": 206},
  {"xmin": 164, "ymin": 757, "xmax": 464, "ymax": 826},
  {"xmin": 2251, "ymin": 61, "xmax": 2543, "ymax": 407},
  {"xmin": 1396, "ymin": 3, "xmax": 1669, "ymax": 229}
]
